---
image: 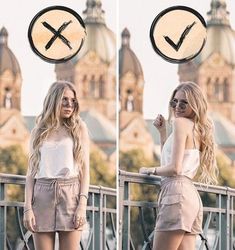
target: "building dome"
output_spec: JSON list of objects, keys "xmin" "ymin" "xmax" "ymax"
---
[
  {"xmin": 119, "ymin": 28, "xmax": 143, "ymax": 78},
  {"xmin": 0, "ymin": 27, "xmax": 21, "ymax": 75},
  {"xmin": 73, "ymin": 0, "xmax": 115, "ymax": 64},
  {"xmin": 194, "ymin": 0, "xmax": 235, "ymax": 65}
]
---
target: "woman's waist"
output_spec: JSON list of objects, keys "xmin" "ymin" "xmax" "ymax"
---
[
  {"xmin": 160, "ymin": 175, "xmax": 194, "ymax": 187},
  {"xmin": 34, "ymin": 176, "xmax": 79, "ymax": 185}
]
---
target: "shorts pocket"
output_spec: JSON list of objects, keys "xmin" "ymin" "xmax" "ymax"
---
[{"xmin": 161, "ymin": 194, "xmax": 182, "ymax": 205}]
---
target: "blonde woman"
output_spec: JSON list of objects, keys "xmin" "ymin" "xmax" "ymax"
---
[
  {"xmin": 140, "ymin": 82, "xmax": 218, "ymax": 250},
  {"xmin": 23, "ymin": 81, "xmax": 90, "ymax": 250}
]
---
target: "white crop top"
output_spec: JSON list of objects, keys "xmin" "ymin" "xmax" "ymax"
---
[
  {"xmin": 35, "ymin": 136, "xmax": 79, "ymax": 179},
  {"xmin": 161, "ymin": 133, "xmax": 200, "ymax": 179}
]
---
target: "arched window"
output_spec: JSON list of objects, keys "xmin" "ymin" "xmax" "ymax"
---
[
  {"xmin": 4, "ymin": 87, "xmax": 12, "ymax": 109},
  {"xmin": 99, "ymin": 75, "xmax": 105, "ymax": 98},
  {"xmin": 214, "ymin": 78, "xmax": 221, "ymax": 101},
  {"xmin": 89, "ymin": 75, "xmax": 96, "ymax": 98},
  {"xmin": 206, "ymin": 78, "xmax": 211, "ymax": 101},
  {"xmin": 223, "ymin": 78, "xmax": 229, "ymax": 102},
  {"xmin": 125, "ymin": 89, "xmax": 134, "ymax": 112}
]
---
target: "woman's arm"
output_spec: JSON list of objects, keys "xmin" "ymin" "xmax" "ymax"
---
[
  {"xmin": 140, "ymin": 118, "xmax": 188, "ymax": 176},
  {"xmin": 159, "ymin": 129, "xmax": 167, "ymax": 150},
  {"xmin": 23, "ymin": 135, "xmax": 36, "ymax": 232},
  {"xmin": 74, "ymin": 121, "xmax": 90, "ymax": 228},
  {"xmin": 24, "ymin": 174, "xmax": 35, "ymax": 210},
  {"xmin": 79, "ymin": 121, "xmax": 90, "ymax": 206}
]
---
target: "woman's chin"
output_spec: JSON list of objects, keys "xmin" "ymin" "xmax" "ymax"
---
[
  {"xmin": 175, "ymin": 112, "xmax": 184, "ymax": 118},
  {"xmin": 61, "ymin": 114, "xmax": 72, "ymax": 119}
]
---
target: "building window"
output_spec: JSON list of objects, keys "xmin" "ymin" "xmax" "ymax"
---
[
  {"xmin": 99, "ymin": 75, "xmax": 105, "ymax": 98},
  {"xmin": 134, "ymin": 132, "xmax": 138, "ymax": 138},
  {"xmin": 89, "ymin": 75, "xmax": 96, "ymax": 98},
  {"xmin": 4, "ymin": 87, "xmax": 12, "ymax": 109},
  {"xmin": 223, "ymin": 78, "xmax": 229, "ymax": 102},
  {"xmin": 83, "ymin": 75, "xmax": 87, "ymax": 82},
  {"xmin": 126, "ymin": 89, "xmax": 134, "ymax": 112},
  {"xmin": 206, "ymin": 78, "xmax": 211, "ymax": 101},
  {"xmin": 214, "ymin": 78, "xmax": 223, "ymax": 102}
]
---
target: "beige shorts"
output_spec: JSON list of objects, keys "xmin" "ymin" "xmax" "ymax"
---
[
  {"xmin": 32, "ymin": 177, "xmax": 84, "ymax": 232},
  {"xmin": 155, "ymin": 175, "xmax": 203, "ymax": 234}
]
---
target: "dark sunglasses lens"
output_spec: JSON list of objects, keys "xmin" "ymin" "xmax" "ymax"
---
[
  {"xmin": 62, "ymin": 100, "xmax": 77, "ymax": 108},
  {"xmin": 170, "ymin": 100, "xmax": 177, "ymax": 108},
  {"xmin": 179, "ymin": 102, "xmax": 187, "ymax": 110}
]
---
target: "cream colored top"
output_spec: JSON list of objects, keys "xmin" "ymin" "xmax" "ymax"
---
[
  {"xmin": 161, "ymin": 133, "xmax": 200, "ymax": 179},
  {"xmin": 35, "ymin": 136, "xmax": 79, "ymax": 179}
]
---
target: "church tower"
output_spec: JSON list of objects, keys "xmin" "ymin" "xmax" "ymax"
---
[
  {"xmin": 0, "ymin": 27, "xmax": 29, "ymax": 151},
  {"xmin": 119, "ymin": 28, "xmax": 144, "ymax": 114},
  {"xmin": 119, "ymin": 28, "xmax": 154, "ymax": 159},
  {"xmin": 178, "ymin": 0, "xmax": 235, "ymax": 123},
  {"xmin": 0, "ymin": 27, "xmax": 22, "ymax": 111},
  {"xmin": 55, "ymin": 0, "xmax": 116, "ymax": 122}
]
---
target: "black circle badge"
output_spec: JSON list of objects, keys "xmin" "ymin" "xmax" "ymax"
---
[
  {"xmin": 28, "ymin": 6, "xmax": 86, "ymax": 63},
  {"xmin": 150, "ymin": 6, "xmax": 207, "ymax": 64}
]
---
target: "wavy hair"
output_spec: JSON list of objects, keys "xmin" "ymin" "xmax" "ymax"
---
[
  {"xmin": 28, "ymin": 81, "xmax": 84, "ymax": 178},
  {"xmin": 168, "ymin": 82, "xmax": 218, "ymax": 185}
]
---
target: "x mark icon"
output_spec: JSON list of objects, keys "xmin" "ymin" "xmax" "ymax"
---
[{"xmin": 42, "ymin": 20, "xmax": 73, "ymax": 50}]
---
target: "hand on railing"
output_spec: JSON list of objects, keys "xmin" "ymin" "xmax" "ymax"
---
[{"xmin": 139, "ymin": 167, "xmax": 156, "ymax": 175}]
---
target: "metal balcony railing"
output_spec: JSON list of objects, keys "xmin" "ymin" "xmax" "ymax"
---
[
  {"xmin": 0, "ymin": 173, "xmax": 116, "ymax": 250},
  {"xmin": 119, "ymin": 170, "xmax": 235, "ymax": 250}
]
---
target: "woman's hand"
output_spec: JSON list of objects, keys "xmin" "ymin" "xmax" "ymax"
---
[
  {"xmin": 139, "ymin": 167, "xmax": 155, "ymax": 175},
  {"xmin": 23, "ymin": 209, "xmax": 36, "ymax": 232},
  {"xmin": 153, "ymin": 114, "xmax": 166, "ymax": 133},
  {"xmin": 73, "ymin": 204, "xmax": 87, "ymax": 229}
]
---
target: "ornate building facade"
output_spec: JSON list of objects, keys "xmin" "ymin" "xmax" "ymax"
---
[{"xmin": 55, "ymin": 0, "xmax": 116, "ymax": 123}]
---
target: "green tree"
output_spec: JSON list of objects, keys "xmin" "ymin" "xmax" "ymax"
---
[
  {"xmin": 0, "ymin": 145, "xmax": 27, "ymax": 175},
  {"xmin": 90, "ymin": 150, "xmax": 115, "ymax": 188},
  {"xmin": 0, "ymin": 145, "xmax": 28, "ymax": 248},
  {"xmin": 119, "ymin": 149, "xmax": 157, "ymax": 172},
  {"xmin": 216, "ymin": 153, "xmax": 235, "ymax": 188}
]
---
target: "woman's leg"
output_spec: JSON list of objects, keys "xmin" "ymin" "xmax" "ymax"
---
[
  {"xmin": 58, "ymin": 231, "xmax": 82, "ymax": 250},
  {"xmin": 178, "ymin": 234, "xmax": 196, "ymax": 250},
  {"xmin": 152, "ymin": 230, "xmax": 185, "ymax": 250},
  {"xmin": 33, "ymin": 232, "xmax": 55, "ymax": 250}
]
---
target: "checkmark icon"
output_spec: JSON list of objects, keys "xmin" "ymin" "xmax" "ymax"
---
[{"xmin": 164, "ymin": 21, "xmax": 196, "ymax": 51}]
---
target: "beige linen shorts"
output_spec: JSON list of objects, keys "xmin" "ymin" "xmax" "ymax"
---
[
  {"xmin": 155, "ymin": 175, "xmax": 203, "ymax": 234},
  {"xmin": 32, "ymin": 177, "xmax": 84, "ymax": 232}
]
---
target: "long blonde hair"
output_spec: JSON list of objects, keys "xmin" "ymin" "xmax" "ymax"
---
[
  {"xmin": 29, "ymin": 81, "xmax": 84, "ymax": 177},
  {"xmin": 168, "ymin": 82, "xmax": 218, "ymax": 185}
]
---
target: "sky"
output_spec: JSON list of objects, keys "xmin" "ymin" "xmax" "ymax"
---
[
  {"xmin": 119, "ymin": 0, "xmax": 235, "ymax": 119},
  {"xmin": 1, "ymin": 0, "xmax": 235, "ymax": 119},
  {"xmin": 0, "ymin": 0, "xmax": 116, "ymax": 116}
]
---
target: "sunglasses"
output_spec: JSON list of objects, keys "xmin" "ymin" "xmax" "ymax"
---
[
  {"xmin": 61, "ymin": 97, "xmax": 78, "ymax": 108},
  {"xmin": 170, "ymin": 98, "xmax": 188, "ymax": 110}
]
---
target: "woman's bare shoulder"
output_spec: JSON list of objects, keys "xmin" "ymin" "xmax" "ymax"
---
[
  {"xmin": 173, "ymin": 117, "xmax": 193, "ymax": 126},
  {"xmin": 173, "ymin": 117, "xmax": 194, "ymax": 132}
]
